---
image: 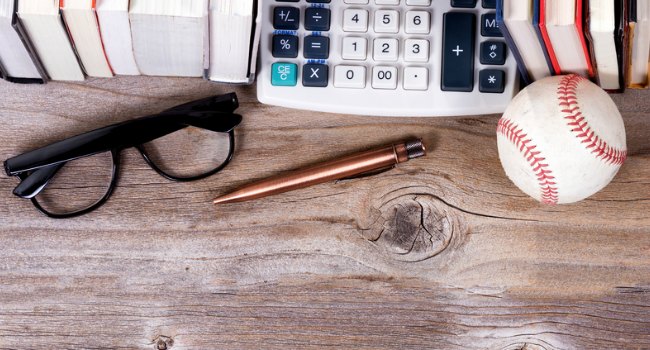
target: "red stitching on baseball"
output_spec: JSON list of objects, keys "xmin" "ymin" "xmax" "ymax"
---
[
  {"xmin": 557, "ymin": 75, "xmax": 627, "ymax": 166},
  {"xmin": 498, "ymin": 118, "xmax": 558, "ymax": 204}
]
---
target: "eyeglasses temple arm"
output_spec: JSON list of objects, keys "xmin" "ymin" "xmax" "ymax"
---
[
  {"xmin": 163, "ymin": 92, "xmax": 239, "ymax": 114},
  {"xmin": 12, "ymin": 163, "xmax": 64, "ymax": 199}
]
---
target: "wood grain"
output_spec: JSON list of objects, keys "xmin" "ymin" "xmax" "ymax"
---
[{"xmin": 0, "ymin": 77, "xmax": 648, "ymax": 349}]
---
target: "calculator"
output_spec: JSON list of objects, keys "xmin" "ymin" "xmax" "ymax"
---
[{"xmin": 256, "ymin": 0, "xmax": 520, "ymax": 117}]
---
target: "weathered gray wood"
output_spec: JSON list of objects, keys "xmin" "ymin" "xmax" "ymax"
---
[{"xmin": 0, "ymin": 77, "xmax": 648, "ymax": 349}]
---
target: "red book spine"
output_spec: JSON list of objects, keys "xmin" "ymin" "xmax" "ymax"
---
[
  {"xmin": 575, "ymin": 0, "xmax": 595, "ymax": 77},
  {"xmin": 539, "ymin": 0, "xmax": 562, "ymax": 74}
]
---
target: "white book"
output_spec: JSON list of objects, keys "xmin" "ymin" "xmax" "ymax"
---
[
  {"xmin": 96, "ymin": 0, "xmax": 139, "ymax": 75},
  {"xmin": 0, "ymin": 0, "xmax": 42, "ymax": 81},
  {"xmin": 545, "ymin": 0, "xmax": 590, "ymax": 76},
  {"xmin": 61, "ymin": 0, "xmax": 113, "ymax": 78},
  {"xmin": 589, "ymin": 0, "xmax": 619, "ymax": 90},
  {"xmin": 17, "ymin": 0, "xmax": 84, "ymax": 81},
  {"xmin": 503, "ymin": 0, "xmax": 552, "ymax": 81},
  {"xmin": 129, "ymin": 0, "xmax": 208, "ymax": 77},
  {"xmin": 629, "ymin": 0, "xmax": 650, "ymax": 87},
  {"xmin": 208, "ymin": 0, "xmax": 259, "ymax": 83}
]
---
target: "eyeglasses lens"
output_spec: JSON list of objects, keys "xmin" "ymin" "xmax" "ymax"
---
[
  {"xmin": 33, "ymin": 152, "xmax": 114, "ymax": 216},
  {"xmin": 140, "ymin": 126, "xmax": 232, "ymax": 179}
]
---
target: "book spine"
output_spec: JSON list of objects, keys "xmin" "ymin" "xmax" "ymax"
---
[
  {"xmin": 0, "ymin": 57, "xmax": 7, "ymax": 82},
  {"xmin": 583, "ymin": 0, "xmax": 598, "ymax": 84},
  {"xmin": 575, "ymin": 0, "xmax": 595, "ymax": 77},
  {"xmin": 538, "ymin": 0, "xmax": 562, "ymax": 74},
  {"xmin": 532, "ymin": 0, "xmax": 556, "ymax": 75},
  {"xmin": 247, "ymin": 0, "xmax": 261, "ymax": 83},
  {"xmin": 496, "ymin": 0, "xmax": 532, "ymax": 84},
  {"xmin": 614, "ymin": 0, "xmax": 627, "ymax": 92},
  {"xmin": 93, "ymin": 4, "xmax": 114, "ymax": 75},
  {"xmin": 11, "ymin": 0, "xmax": 48, "ymax": 83}
]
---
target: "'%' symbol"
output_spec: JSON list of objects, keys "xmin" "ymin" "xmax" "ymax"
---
[{"xmin": 280, "ymin": 39, "xmax": 291, "ymax": 50}]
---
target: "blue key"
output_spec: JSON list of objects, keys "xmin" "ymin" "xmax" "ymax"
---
[
  {"xmin": 272, "ymin": 62, "xmax": 298, "ymax": 86},
  {"xmin": 273, "ymin": 35, "xmax": 299, "ymax": 58},
  {"xmin": 274, "ymin": 7, "xmax": 299, "ymax": 30},
  {"xmin": 304, "ymin": 36, "xmax": 329, "ymax": 59},
  {"xmin": 305, "ymin": 8, "xmax": 330, "ymax": 31},
  {"xmin": 302, "ymin": 64, "xmax": 328, "ymax": 87}
]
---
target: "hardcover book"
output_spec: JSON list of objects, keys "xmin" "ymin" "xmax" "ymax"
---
[
  {"xmin": 207, "ymin": 0, "xmax": 260, "ymax": 83},
  {"xmin": 497, "ymin": 0, "xmax": 553, "ymax": 83},
  {"xmin": 585, "ymin": 0, "xmax": 627, "ymax": 91},
  {"xmin": 16, "ymin": 0, "xmax": 85, "ymax": 81},
  {"xmin": 627, "ymin": 0, "xmax": 650, "ymax": 88},
  {"xmin": 96, "ymin": 0, "xmax": 139, "ymax": 75},
  {"xmin": 532, "ymin": 0, "xmax": 556, "ymax": 75},
  {"xmin": 496, "ymin": 0, "xmax": 532, "ymax": 84},
  {"xmin": 0, "ymin": 0, "xmax": 46, "ymax": 83},
  {"xmin": 129, "ymin": 0, "xmax": 209, "ymax": 77},
  {"xmin": 61, "ymin": 0, "xmax": 113, "ymax": 77},
  {"xmin": 540, "ymin": 0, "xmax": 594, "ymax": 77},
  {"xmin": 536, "ymin": 0, "xmax": 562, "ymax": 75}
]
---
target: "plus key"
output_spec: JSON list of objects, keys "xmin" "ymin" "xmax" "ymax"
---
[{"xmin": 441, "ymin": 12, "xmax": 476, "ymax": 92}]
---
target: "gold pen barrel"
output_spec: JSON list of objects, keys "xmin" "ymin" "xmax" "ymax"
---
[{"xmin": 213, "ymin": 139, "xmax": 425, "ymax": 204}]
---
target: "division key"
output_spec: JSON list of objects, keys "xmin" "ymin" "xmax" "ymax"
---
[{"xmin": 441, "ymin": 12, "xmax": 475, "ymax": 92}]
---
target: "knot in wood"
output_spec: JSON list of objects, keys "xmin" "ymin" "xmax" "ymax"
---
[
  {"xmin": 153, "ymin": 336, "xmax": 174, "ymax": 350},
  {"xmin": 501, "ymin": 343, "xmax": 549, "ymax": 350},
  {"xmin": 363, "ymin": 194, "xmax": 454, "ymax": 262}
]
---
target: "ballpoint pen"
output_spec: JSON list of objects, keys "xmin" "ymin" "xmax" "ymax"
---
[{"xmin": 213, "ymin": 138, "xmax": 426, "ymax": 205}]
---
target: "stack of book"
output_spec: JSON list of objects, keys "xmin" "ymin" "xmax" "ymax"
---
[
  {"xmin": 0, "ymin": 0, "xmax": 260, "ymax": 84},
  {"xmin": 497, "ymin": 0, "xmax": 649, "ymax": 91}
]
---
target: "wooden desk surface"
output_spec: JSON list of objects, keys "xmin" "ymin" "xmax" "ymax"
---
[{"xmin": 0, "ymin": 77, "xmax": 648, "ymax": 349}]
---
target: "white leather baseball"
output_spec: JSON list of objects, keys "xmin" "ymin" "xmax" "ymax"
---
[{"xmin": 496, "ymin": 74, "xmax": 627, "ymax": 204}]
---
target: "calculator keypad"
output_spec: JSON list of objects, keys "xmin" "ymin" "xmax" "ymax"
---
[{"xmin": 258, "ymin": 0, "xmax": 519, "ymax": 117}]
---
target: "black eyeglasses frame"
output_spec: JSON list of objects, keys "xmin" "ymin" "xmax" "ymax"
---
[{"xmin": 4, "ymin": 93, "xmax": 242, "ymax": 219}]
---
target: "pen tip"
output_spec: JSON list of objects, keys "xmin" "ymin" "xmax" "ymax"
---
[{"xmin": 213, "ymin": 195, "xmax": 236, "ymax": 205}]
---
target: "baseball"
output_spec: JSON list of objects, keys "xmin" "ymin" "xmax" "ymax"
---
[{"xmin": 496, "ymin": 74, "xmax": 627, "ymax": 204}]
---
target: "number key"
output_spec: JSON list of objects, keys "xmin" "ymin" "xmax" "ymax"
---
[
  {"xmin": 405, "ymin": 11, "xmax": 430, "ymax": 34},
  {"xmin": 334, "ymin": 65, "xmax": 366, "ymax": 88},
  {"xmin": 342, "ymin": 37, "xmax": 367, "ymax": 60},
  {"xmin": 372, "ymin": 66, "xmax": 398, "ymax": 90},
  {"xmin": 374, "ymin": 10, "xmax": 399, "ymax": 33},
  {"xmin": 373, "ymin": 38, "xmax": 398, "ymax": 61},
  {"xmin": 343, "ymin": 9, "xmax": 368, "ymax": 32},
  {"xmin": 404, "ymin": 39, "xmax": 429, "ymax": 62}
]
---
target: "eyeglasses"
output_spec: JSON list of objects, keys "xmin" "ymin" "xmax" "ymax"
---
[{"xmin": 4, "ymin": 92, "xmax": 242, "ymax": 219}]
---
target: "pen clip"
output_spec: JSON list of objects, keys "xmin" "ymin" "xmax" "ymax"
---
[{"xmin": 335, "ymin": 165, "xmax": 396, "ymax": 183}]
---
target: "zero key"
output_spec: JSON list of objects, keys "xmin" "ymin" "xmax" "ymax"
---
[{"xmin": 441, "ymin": 12, "xmax": 475, "ymax": 92}]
